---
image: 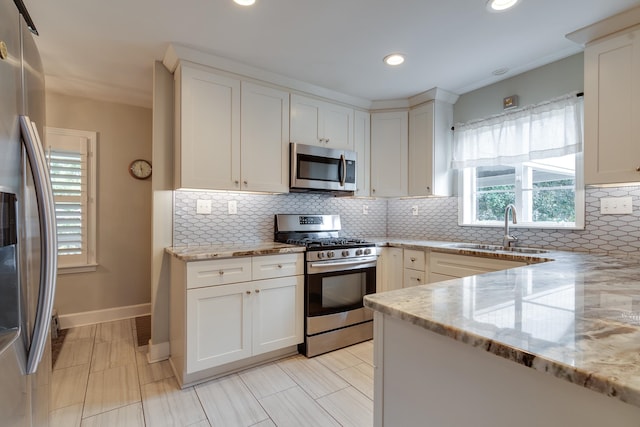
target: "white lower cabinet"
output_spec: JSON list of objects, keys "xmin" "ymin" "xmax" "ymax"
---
[
  {"xmin": 429, "ymin": 252, "xmax": 526, "ymax": 282},
  {"xmin": 170, "ymin": 253, "xmax": 303, "ymax": 386},
  {"xmin": 377, "ymin": 247, "xmax": 403, "ymax": 292},
  {"xmin": 403, "ymin": 249, "xmax": 428, "ymax": 288}
]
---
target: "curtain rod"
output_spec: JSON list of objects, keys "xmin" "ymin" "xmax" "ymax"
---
[{"xmin": 451, "ymin": 92, "xmax": 584, "ymax": 131}]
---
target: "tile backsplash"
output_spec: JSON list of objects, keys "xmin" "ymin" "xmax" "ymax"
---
[
  {"xmin": 173, "ymin": 191, "xmax": 387, "ymax": 245},
  {"xmin": 174, "ymin": 185, "xmax": 640, "ymax": 255},
  {"xmin": 388, "ymin": 185, "xmax": 640, "ymax": 255}
]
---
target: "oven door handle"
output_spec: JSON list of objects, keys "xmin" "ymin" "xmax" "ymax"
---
[{"xmin": 309, "ymin": 259, "xmax": 376, "ymax": 269}]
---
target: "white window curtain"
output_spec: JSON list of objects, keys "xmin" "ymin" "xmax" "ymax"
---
[{"xmin": 452, "ymin": 93, "xmax": 584, "ymax": 169}]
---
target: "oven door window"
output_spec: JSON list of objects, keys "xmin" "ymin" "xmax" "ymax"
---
[{"xmin": 307, "ymin": 267, "xmax": 375, "ymax": 317}]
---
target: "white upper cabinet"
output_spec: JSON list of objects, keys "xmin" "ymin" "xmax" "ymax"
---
[
  {"xmin": 354, "ymin": 110, "xmax": 371, "ymax": 197},
  {"xmin": 408, "ymin": 101, "xmax": 453, "ymax": 196},
  {"xmin": 290, "ymin": 94, "xmax": 355, "ymax": 150},
  {"xmin": 370, "ymin": 111, "xmax": 409, "ymax": 197},
  {"xmin": 584, "ymin": 27, "xmax": 640, "ymax": 185},
  {"xmin": 241, "ymin": 82, "xmax": 290, "ymax": 193},
  {"xmin": 175, "ymin": 63, "xmax": 240, "ymax": 190},
  {"xmin": 174, "ymin": 63, "xmax": 290, "ymax": 192}
]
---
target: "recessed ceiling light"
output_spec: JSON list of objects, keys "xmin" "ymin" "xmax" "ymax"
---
[
  {"xmin": 486, "ymin": 0, "xmax": 519, "ymax": 12},
  {"xmin": 383, "ymin": 53, "xmax": 405, "ymax": 66},
  {"xmin": 234, "ymin": 0, "xmax": 256, "ymax": 6}
]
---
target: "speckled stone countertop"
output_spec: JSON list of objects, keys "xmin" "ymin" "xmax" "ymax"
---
[
  {"xmin": 365, "ymin": 240, "xmax": 640, "ymax": 408},
  {"xmin": 165, "ymin": 242, "xmax": 305, "ymax": 261}
]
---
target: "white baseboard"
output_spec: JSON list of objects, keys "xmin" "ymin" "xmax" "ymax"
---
[
  {"xmin": 58, "ymin": 303, "xmax": 151, "ymax": 330},
  {"xmin": 147, "ymin": 340, "xmax": 170, "ymax": 363}
]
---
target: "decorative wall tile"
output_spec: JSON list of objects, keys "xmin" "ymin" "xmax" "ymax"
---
[
  {"xmin": 173, "ymin": 191, "xmax": 387, "ymax": 245},
  {"xmin": 174, "ymin": 186, "xmax": 640, "ymax": 256}
]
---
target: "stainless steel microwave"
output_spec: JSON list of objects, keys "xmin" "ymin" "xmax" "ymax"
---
[{"xmin": 290, "ymin": 143, "xmax": 356, "ymax": 195}]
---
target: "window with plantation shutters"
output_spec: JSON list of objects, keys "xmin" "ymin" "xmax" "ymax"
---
[{"xmin": 45, "ymin": 127, "xmax": 97, "ymax": 272}]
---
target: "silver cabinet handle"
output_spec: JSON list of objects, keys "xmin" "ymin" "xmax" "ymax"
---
[{"xmin": 20, "ymin": 116, "xmax": 57, "ymax": 375}]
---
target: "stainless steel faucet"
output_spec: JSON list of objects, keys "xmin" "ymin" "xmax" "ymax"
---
[{"xmin": 503, "ymin": 204, "xmax": 518, "ymax": 248}]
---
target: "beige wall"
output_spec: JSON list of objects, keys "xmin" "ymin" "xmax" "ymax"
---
[
  {"xmin": 453, "ymin": 53, "xmax": 584, "ymax": 124},
  {"xmin": 46, "ymin": 92, "xmax": 152, "ymax": 316}
]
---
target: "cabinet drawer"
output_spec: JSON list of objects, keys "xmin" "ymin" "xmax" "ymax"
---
[
  {"xmin": 404, "ymin": 249, "xmax": 426, "ymax": 271},
  {"xmin": 187, "ymin": 257, "xmax": 252, "ymax": 289},
  {"xmin": 252, "ymin": 253, "xmax": 303, "ymax": 280},
  {"xmin": 404, "ymin": 268, "xmax": 426, "ymax": 288},
  {"xmin": 430, "ymin": 252, "xmax": 525, "ymax": 278}
]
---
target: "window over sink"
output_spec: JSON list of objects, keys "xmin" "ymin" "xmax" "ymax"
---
[{"xmin": 453, "ymin": 93, "xmax": 584, "ymax": 229}]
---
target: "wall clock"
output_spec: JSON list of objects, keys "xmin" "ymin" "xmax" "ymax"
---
[{"xmin": 129, "ymin": 159, "xmax": 152, "ymax": 180}]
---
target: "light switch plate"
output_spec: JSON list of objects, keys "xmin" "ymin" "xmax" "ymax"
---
[
  {"xmin": 196, "ymin": 199, "xmax": 212, "ymax": 215},
  {"xmin": 362, "ymin": 205, "xmax": 369, "ymax": 215},
  {"xmin": 412, "ymin": 206, "xmax": 419, "ymax": 216},
  {"xmin": 228, "ymin": 200, "xmax": 238, "ymax": 215},
  {"xmin": 600, "ymin": 197, "xmax": 633, "ymax": 214}
]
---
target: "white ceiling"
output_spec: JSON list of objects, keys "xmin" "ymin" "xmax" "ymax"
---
[{"xmin": 26, "ymin": 0, "xmax": 640, "ymax": 109}]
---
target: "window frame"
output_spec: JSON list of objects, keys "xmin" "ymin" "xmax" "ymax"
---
[
  {"xmin": 45, "ymin": 127, "xmax": 98, "ymax": 273},
  {"xmin": 458, "ymin": 152, "xmax": 585, "ymax": 230}
]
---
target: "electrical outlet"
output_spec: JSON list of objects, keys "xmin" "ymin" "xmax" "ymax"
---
[
  {"xmin": 196, "ymin": 199, "xmax": 212, "ymax": 215},
  {"xmin": 601, "ymin": 197, "xmax": 633, "ymax": 214},
  {"xmin": 362, "ymin": 205, "xmax": 369, "ymax": 215},
  {"xmin": 412, "ymin": 206, "xmax": 419, "ymax": 216},
  {"xmin": 228, "ymin": 200, "xmax": 238, "ymax": 215}
]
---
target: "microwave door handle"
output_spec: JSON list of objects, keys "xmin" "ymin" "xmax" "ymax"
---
[
  {"xmin": 340, "ymin": 154, "xmax": 346, "ymax": 187},
  {"xmin": 20, "ymin": 116, "xmax": 58, "ymax": 375}
]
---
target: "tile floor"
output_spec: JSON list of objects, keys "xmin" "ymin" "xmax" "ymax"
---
[{"xmin": 49, "ymin": 318, "xmax": 374, "ymax": 427}]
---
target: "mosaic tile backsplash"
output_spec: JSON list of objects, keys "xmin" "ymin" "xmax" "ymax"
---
[
  {"xmin": 173, "ymin": 191, "xmax": 387, "ymax": 245},
  {"xmin": 174, "ymin": 186, "xmax": 640, "ymax": 255},
  {"xmin": 388, "ymin": 185, "xmax": 640, "ymax": 255}
]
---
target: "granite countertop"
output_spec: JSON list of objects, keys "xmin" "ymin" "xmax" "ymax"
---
[
  {"xmin": 165, "ymin": 242, "xmax": 305, "ymax": 261},
  {"xmin": 364, "ymin": 240, "xmax": 640, "ymax": 408}
]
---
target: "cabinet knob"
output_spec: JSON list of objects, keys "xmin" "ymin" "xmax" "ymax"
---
[
  {"xmin": 246, "ymin": 290, "xmax": 251, "ymax": 295},
  {"xmin": 410, "ymin": 257, "xmax": 416, "ymax": 262},
  {"xmin": 277, "ymin": 264, "xmax": 283, "ymax": 268},
  {"xmin": 326, "ymin": 138, "xmax": 330, "ymax": 143},
  {"xmin": 636, "ymin": 167, "xmax": 640, "ymax": 172},
  {"xmin": 255, "ymin": 289, "xmax": 260, "ymax": 293},
  {"xmin": 417, "ymin": 278, "xmax": 421, "ymax": 282},
  {"xmin": 372, "ymin": 189, "xmax": 376, "ymax": 193},
  {"xmin": 219, "ymin": 270, "xmax": 224, "ymax": 275},
  {"xmin": 243, "ymin": 180, "xmax": 248, "ymax": 185},
  {"xmin": 234, "ymin": 180, "xmax": 239, "ymax": 185}
]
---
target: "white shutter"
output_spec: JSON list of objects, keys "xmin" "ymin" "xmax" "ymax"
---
[{"xmin": 45, "ymin": 128, "xmax": 97, "ymax": 269}]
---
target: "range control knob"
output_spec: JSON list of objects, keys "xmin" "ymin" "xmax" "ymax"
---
[
  {"xmin": 317, "ymin": 252, "xmax": 325, "ymax": 259},
  {"xmin": 327, "ymin": 251, "xmax": 335, "ymax": 258},
  {"xmin": 364, "ymin": 248, "xmax": 372, "ymax": 255},
  {"xmin": 355, "ymin": 249, "xmax": 364, "ymax": 256},
  {"xmin": 342, "ymin": 250, "xmax": 350, "ymax": 257}
]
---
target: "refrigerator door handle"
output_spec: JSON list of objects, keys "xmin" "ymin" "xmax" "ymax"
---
[{"xmin": 20, "ymin": 116, "xmax": 57, "ymax": 375}]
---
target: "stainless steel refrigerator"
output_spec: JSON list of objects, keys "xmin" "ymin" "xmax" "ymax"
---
[{"xmin": 0, "ymin": 0, "xmax": 57, "ymax": 426}]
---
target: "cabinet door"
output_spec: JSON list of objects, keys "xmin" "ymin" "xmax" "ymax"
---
[
  {"xmin": 252, "ymin": 276, "xmax": 303, "ymax": 355},
  {"xmin": 371, "ymin": 111, "xmax": 408, "ymax": 197},
  {"xmin": 186, "ymin": 283, "xmax": 252, "ymax": 372},
  {"xmin": 354, "ymin": 110, "xmax": 371, "ymax": 196},
  {"xmin": 408, "ymin": 101, "xmax": 453, "ymax": 197},
  {"xmin": 321, "ymin": 102, "xmax": 354, "ymax": 150},
  {"xmin": 403, "ymin": 269, "xmax": 426, "ymax": 288},
  {"xmin": 377, "ymin": 247, "xmax": 403, "ymax": 292},
  {"xmin": 290, "ymin": 94, "xmax": 354, "ymax": 150},
  {"xmin": 241, "ymin": 82, "xmax": 290, "ymax": 193},
  {"xmin": 290, "ymin": 94, "xmax": 321, "ymax": 146},
  {"xmin": 177, "ymin": 64, "xmax": 240, "ymax": 190},
  {"xmin": 584, "ymin": 29, "xmax": 640, "ymax": 185}
]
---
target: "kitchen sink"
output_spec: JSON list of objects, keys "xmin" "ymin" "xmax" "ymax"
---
[{"xmin": 445, "ymin": 243, "xmax": 549, "ymax": 254}]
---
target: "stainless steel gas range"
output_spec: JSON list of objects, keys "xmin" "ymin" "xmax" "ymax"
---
[{"xmin": 275, "ymin": 214, "xmax": 377, "ymax": 357}]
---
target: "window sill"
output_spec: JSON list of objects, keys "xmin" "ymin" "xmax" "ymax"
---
[
  {"xmin": 58, "ymin": 263, "xmax": 98, "ymax": 275},
  {"xmin": 458, "ymin": 222, "xmax": 585, "ymax": 231}
]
